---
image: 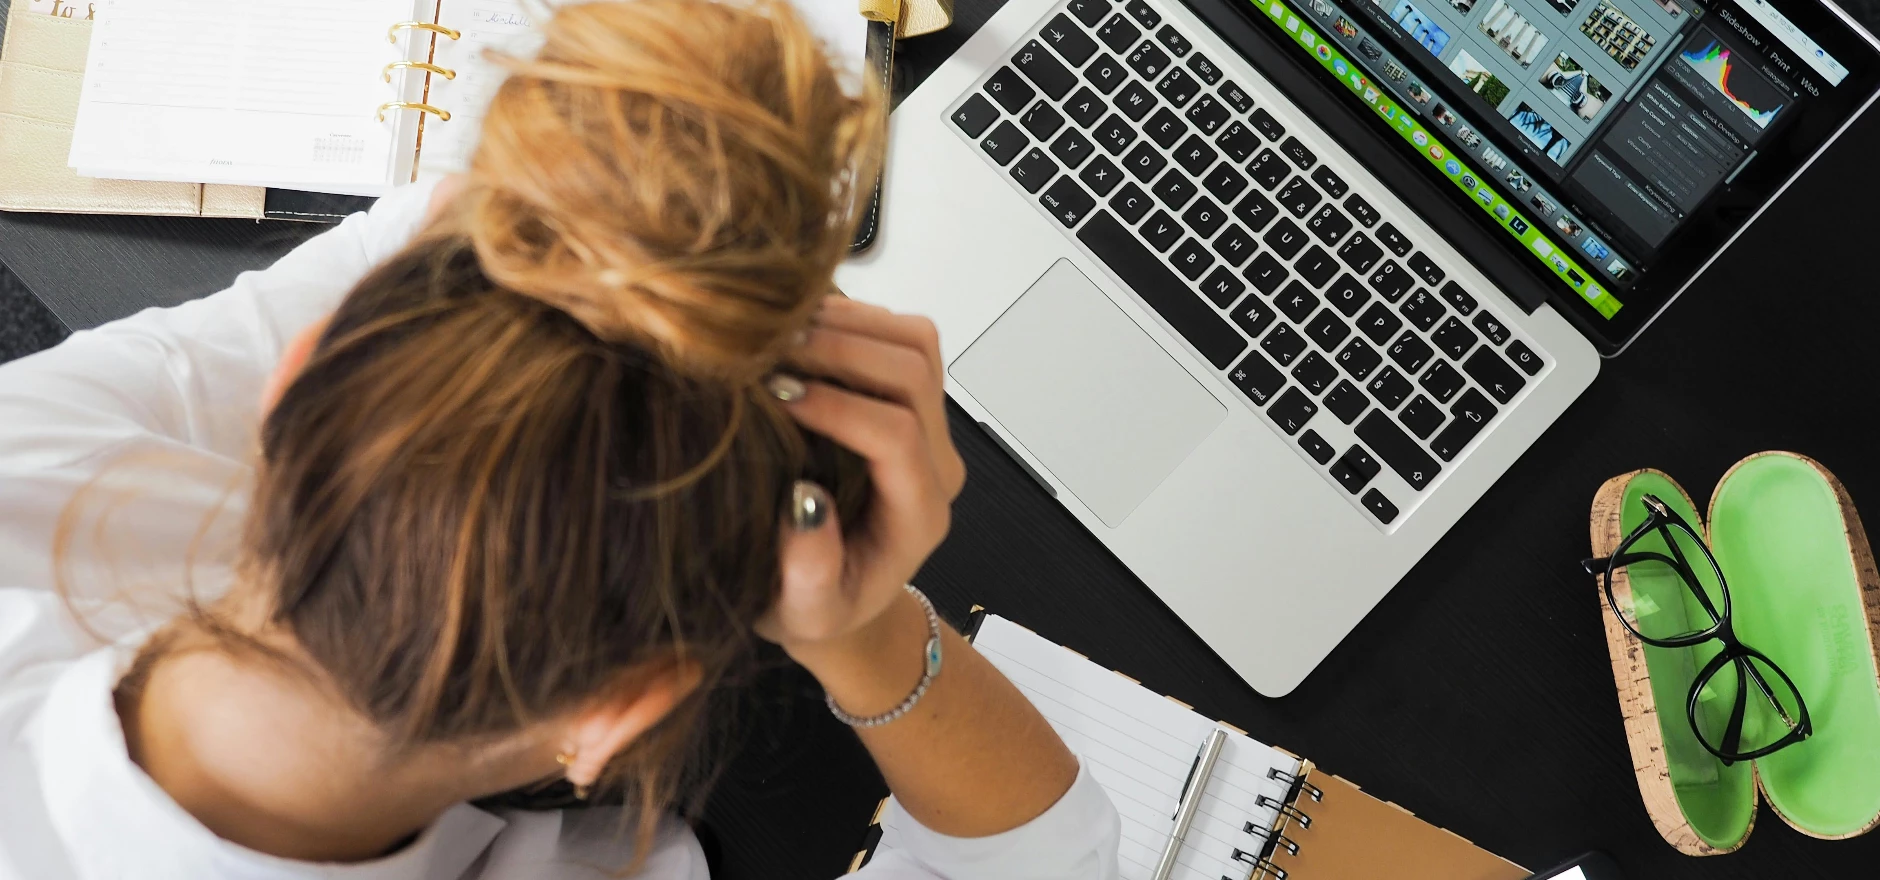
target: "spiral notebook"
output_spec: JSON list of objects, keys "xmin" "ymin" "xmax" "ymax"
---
[{"xmin": 851, "ymin": 612, "xmax": 1530, "ymax": 880}]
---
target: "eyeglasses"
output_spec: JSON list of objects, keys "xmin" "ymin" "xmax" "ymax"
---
[{"xmin": 1582, "ymin": 494, "xmax": 1811, "ymax": 765}]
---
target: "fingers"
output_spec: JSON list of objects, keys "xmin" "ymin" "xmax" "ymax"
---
[
  {"xmin": 780, "ymin": 380, "xmax": 950, "ymax": 553},
  {"xmin": 755, "ymin": 482, "xmax": 851, "ymax": 645},
  {"xmin": 816, "ymin": 296, "xmax": 943, "ymax": 381}
]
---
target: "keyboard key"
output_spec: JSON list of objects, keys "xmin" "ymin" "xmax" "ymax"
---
[
  {"xmin": 1275, "ymin": 280, "xmax": 1319, "ymax": 323},
  {"xmin": 1213, "ymin": 224, "xmax": 1257, "ymax": 266},
  {"xmin": 1387, "ymin": 331, "xmax": 1433, "ymax": 373},
  {"xmin": 1219, "ymin": 80, "xmax": 1255, "ymax": 113},
  {"xmin": 1418, "ymin": 360, "xmax": 1465, "ymax": 403},
  {"xmin": 1324, "ymin": 380, "xmax": 1369, "ymax": 424},
  {"xmin": 1305, "ymin": 308, "xmax": 1350, "ymax": 352},
  {"xmin": 1367, "ymin": 260, "xmax": 1413, "ymax": 302},
  {"xmin": 1279, "ymin": 136, "xmax": 1316, "ymax": 170},
  {"xmin": 1430, "ymin": 316, "xmax": 1478, "ymax": 361},
  {"xmin": 1399, "ymin": 394, "xmax": 1445, "ymax": 439},
  {"xmin": 1039, "ymin": 176, "xmax": 1096, "ymax": 227},
  {"xmin": 1375, "ymin": 222, "xmax": 1412, "ymax": 257},
  {"xmin": 1199, "ymin": 265, "xmax": 1245, "ymax": 307},
  {"xmin": 1356, "ymin": 302, "xmax": 1402, "ymax": 345},
  {"xmin": 1085, "ymin": 55, "xmax": 1128, "ymax": 94},
  {"xmin": 1229, "ymin": 292, "xmax": 1277, "ymax": 338},
  {"xmin": 1041, "ymin": 14, "xmax": 1099, "ymax": 66},
  {"xmin": 1216, "ymin": 122, "xmax": 1260, "ymax": 164},
  {"xmin": 1296, "ymin": 246, "xmax": 1339, "ymax": 289},
  {"xmin": 1009, "ymin": 148, "xmax": 1058, "ymax": 193},
  {"xmin": 1081, "ymin": 155, "xmax": 1125, "ymax": 196},
  {"xmin": 1326, "ymin": 274, "xmax": 1371, "ymax": 317},
  {"xmin": 1277, "ymin": 176, "xmax": 1321, "ymax": 218},
  {"xmin": 1144, "ymin": 108, "xmax": 1187, "ymax": 148},
  {"xmin": 1399, "ymin": 289, "xmax": 1445, "ymax": 332},
  {"xmin": 952, "ymin": 94, "xmax": 1000, "ymax": 137},
  {"xmin": 1304, "ymin": 203, "xmax": 1354, "ymax": 246},
  {"xmin": 1122, "ymin": 142, "xmax": 1167, "ymax": 181},
  {"xmin": 1232, "ymin": 191, "xmax": 1279, "ymax": 235},
  {"xmin": 1335, "ymin": 337, "xmax": 1382, "ymax": 380},
  {"xmin": 1344, "ymin": 194, "xmax": 1380, "ymax": 227},
  {"xmin": 1201, "ymin": 163, "xmax": 1248, "ymax": 203},
  {"xmin": 1186, "ymin": 94, "xmax": 1231, "ymax": 135},
  {"xmin": 1155, "ymin": 24, "xmax": 1192, "ymax": 56},
  {"xmin": 1262, "ymin": 323, "xmax": 1307, "ymax": 366},
  {"xmin": 1507, "ymin": 339, "xmax": 1544, "ymax": 375},
  {"xmin": 1330, "ymin": 445, "xmax": 1380, "ymax": 493},
  {"xmin": 1407, "ymin": 251, "xmax": 1444, "ymax": 286},
  {"xmin": 1172, "ymin": 134, "xmax": 1218, "ymax": 176},
  {"xmin": 1244, "ymin": 252, "xmax": 1286, "ymax": 295},
  {"xmin": 1356, "ymin": 411, "xmax": 1440, "ymax": 490},
  {"xmin": 1125, "ymin": 40, "xmax": 1173, "ymax": 80},
  {"xmin": 1471, "ymin": 311, "xmax": 1510, "ymax": 346},
  {"xmin": 1156, "ymin": 66, "xmax": 1200, "ymax": 108},
  {"xmin": 1187, "ymin": 53, "xmax": 1223, "ymax": 85},
  {"xmin": 1251, "ymin": 108, "xmax": 1285, "ymax": 141},
  {"xmin": 1078, "ymin": 211, "xmax": 1247, "ymax": 368},
  {"xmin": 1110, "ymin": 182, "xmax": 1153, "ymax": 223},
  {"xmin": 1063, "ymin": 87, "xmax": 1109, "ymax": 127},
  {"xmin": 1362, "ymin": 489, "xmax": 1399, "ymax": 523},
  {"xmin": 1014, "ymin": 41, "xmax": 1076, "ymax": 100},
  {"xmin": 1140, "ymin": 209, "xmax": 1182, "ymax": 251},
  {"xmin": 1268, "ymin": 388, "xmax": 1319, "ymax": 435},
  {"xmin": 1299, "ymin": 429, "xmax": 1336, "ymax": 464},
  {"xmin": 1292, "ymin": 351, "xmax": 1337, "ymax": 395},
  {"xmin": 1092, "ymin": 114, "xmax": 1138, "ymax": 154},
  {"xmin": 1049, "ymin": 129, "xmax": 1097, "ymax": 168},
  {"xmin": 1151, "ymin": 170, "xmax": 1197, "ymax": 209},
  {"xmin": 1463, "ymin": 347, "xmax": 1526, "ymax": 403},
  {"xmin": 1020, "ymin": 100, "xmax": 1066, "ymax": 140},
  {"xmin": 985, "ymin": 67, "xmax": 1036, "ymax": 113},
  {"xmin": 1439, "ymin": 281, "xmax": 1478, "ymax": 315},
  {"xmin": 1432, "ymin": 389, "xmax": 1497, "ymax": 460},
  {"xmin": 1181, "ymin": 196, "xmax": 1226, "ymax": 238},
  {"xmin": 1125, "ymin": 0, "xmax": 1161, "ymax": 28},
  {"xmin": 1068, "ymin": 0, "xmax": 1112, "ymax": 27},
  {"xmin": 1337, "ymin": 233, "xmax": 1383, "ymax": 274},
  {"xmin": 1310, "ymin": 167, "xmax": 1348, "ymax": 199},
  {"xmin": 1115, "ymin": 81, "xmax": 1158, "ymax": 120},
  {"xmin": 1096, "ymin": 13, "xmax": 1142, "ymax": 53},
  {"xmin": 1169, "ymin": 238, "xmax": 1214, "ymax": 280},
  {"xmin": 1368, "ymin": 366, "xmax": 1412, "ymax": 409},
  {"xmin": 1247, "ymin": 150, "xmax": 1288, "ymax": 190},
  {"xmin": 1230, "ymin": 350, "xmax": 1287, "ymax": 405},
  {"xmin": 981, "ymin": 121, "xmax": 1028, "ymax": 165},
  {"xmin": 1262, "ymin": 218, "xmax": 1308, "ymax": 259}
]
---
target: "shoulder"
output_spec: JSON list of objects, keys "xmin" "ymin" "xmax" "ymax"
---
[{"xmin": 474, "ymin": 808, "xmax": 709, "ymax": 880}]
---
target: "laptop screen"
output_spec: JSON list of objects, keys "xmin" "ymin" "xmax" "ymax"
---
[{"xmin": 1232, "ymin": 0, "xmax": 1879, "ymax": 348}]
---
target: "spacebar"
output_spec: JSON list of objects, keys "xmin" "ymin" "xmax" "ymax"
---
[{"xmin": 1077, "ymin": 211, "xmax": 1248, "ymax": 369}]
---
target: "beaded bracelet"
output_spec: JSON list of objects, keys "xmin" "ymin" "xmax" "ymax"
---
[{"xmin": 825, "ymin": 584, "xmax": 944, "ymax": 729}]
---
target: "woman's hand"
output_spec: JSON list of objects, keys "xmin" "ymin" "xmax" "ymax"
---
[{"xmin": 755, "ymin": 297, "xmax": 965, "ymax": 673}]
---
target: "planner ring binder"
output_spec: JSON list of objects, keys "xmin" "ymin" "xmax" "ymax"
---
[
  {"xmin": 1233, "ymin": 847, "xmax": 1291, "ymax": 880},
  {"xmin": 1266, "ymin": 766, "xmax": 1323, "ymax": 801},
  {"xmin": 384, "ymin": 61, "xmax": 456, "ymax": 83},
  {"xmin": 387, "ymin": 21, "xmax": 461, "ymax": 43},
  {"xmin": 377, "ymin": 101, "xmax": 451, "ymax": 122}
]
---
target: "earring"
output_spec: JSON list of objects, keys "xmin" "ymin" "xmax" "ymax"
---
[{"xmin": 555, "ymin": 751, "xmax": 591, "ymax": 801}]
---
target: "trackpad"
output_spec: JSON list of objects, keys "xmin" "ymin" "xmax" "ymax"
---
[{"xmin": 951, "ymin": 260, "xmax": 1225, "ymax": 528}]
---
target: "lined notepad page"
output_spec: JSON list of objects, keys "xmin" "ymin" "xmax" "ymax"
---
[
  {"xmin": 873, "ymin": 616, "xmax": 1301, "ymax": 879},
  {"xmin": 69, "ymin": 0, "xmax": 432, "ymax": 194}
]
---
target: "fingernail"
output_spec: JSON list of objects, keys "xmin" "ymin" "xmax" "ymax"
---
[
  {"xmin": 791, "ymin": 327, "xmax": 811, "ymax": 347},
  {"xmin": 767, "ymin": 374, "xmax": 807, "ymax": 402},
  {"xmin": 792, "ymin": 481, "xmax": 831, "ymax": 531}
]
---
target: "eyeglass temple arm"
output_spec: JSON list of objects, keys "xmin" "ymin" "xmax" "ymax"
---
[{"xmin": 1720, "ymin": 663, "xmax": 1751, "ymax": 766}]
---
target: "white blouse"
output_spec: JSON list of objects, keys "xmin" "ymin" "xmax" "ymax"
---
[{"xmin": 0, "ymin": 178, "xmax": 1123, "ymax": 880}]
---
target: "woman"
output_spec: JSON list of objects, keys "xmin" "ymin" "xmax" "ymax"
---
[{"xmin": 0, "ymin": 2, "xmax": 1120, "ymax": 878}]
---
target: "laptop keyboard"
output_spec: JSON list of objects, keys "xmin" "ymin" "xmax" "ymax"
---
[{"xmin": 949, "ymin": 0, "xmax": 1551, "ymax": 528}]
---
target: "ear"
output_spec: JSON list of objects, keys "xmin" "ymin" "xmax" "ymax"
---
[
  {"xmin": 262, "ymin": 318, "xmax": 331, "ymax": 415},
  {"xmin": 562, "ymin": 658, "xmax": 705, "ymax": 788}
]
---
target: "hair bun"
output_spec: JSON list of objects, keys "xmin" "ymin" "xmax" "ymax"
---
[{"xmin": 458, "ymin": 0, "xmax": 884, "ymax": 382}]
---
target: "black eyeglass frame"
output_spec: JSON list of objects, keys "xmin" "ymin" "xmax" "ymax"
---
[{"xmin": 1581, "ymin": 494, "xmax": 1813, "ymax": 765}]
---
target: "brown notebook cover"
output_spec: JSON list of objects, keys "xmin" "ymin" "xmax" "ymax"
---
[{"xmin": 1260, "ymin": 764, "xmax": 1528, "ymax": 880}]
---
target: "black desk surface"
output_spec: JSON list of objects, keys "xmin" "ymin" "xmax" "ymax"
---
[{"xmin": 7, "ymin": 2, "xmax": 1880, "ymax": 877}]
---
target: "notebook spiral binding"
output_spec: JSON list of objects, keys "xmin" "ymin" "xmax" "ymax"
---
[
  {"xmin": 377, "ymin": 22, "xmax": 463, "ymax": 123},
  {"xmin": 1237, "ymin": 760, "xmax": 1320, "ymax": 880},
  {"xmin": 1231, "ymin": 845, "xmax": 1291, "ymax": 880}
]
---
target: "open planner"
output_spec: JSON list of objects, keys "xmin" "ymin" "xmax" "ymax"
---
[
  {"xmin": 852, "ymin": 613, "xmax": 1531, "ymax": 880},
  {"xmin": 61, "ymin": 0, "xmax": 869, "ymax": 197}
]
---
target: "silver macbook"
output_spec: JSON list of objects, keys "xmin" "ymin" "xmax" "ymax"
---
[{"xmin": 836, "ymin": 0, "xmax": 1880, "ymax": 694}]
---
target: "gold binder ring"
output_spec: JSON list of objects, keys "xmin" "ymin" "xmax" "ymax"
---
[
  {"xmin": 387, "ymin": 21, "xmax": 461, "ymax": 44},
  {"xmin": 383, "ymin": 61, "xmax": 457, "ymax": 83},
  {"xmin": 377, "ymin": 101, "xmax": 453, "ymax": 122}
]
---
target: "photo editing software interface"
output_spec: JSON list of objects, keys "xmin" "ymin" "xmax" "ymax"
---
[{"xmin": 1254, "ymin": 0, "xmax": 1856, "ymax": 320}]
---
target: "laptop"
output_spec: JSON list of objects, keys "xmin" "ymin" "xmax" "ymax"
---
[{"xmin": 834, "ymin": 0, "xmax": 1880, "ymax": 695}]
